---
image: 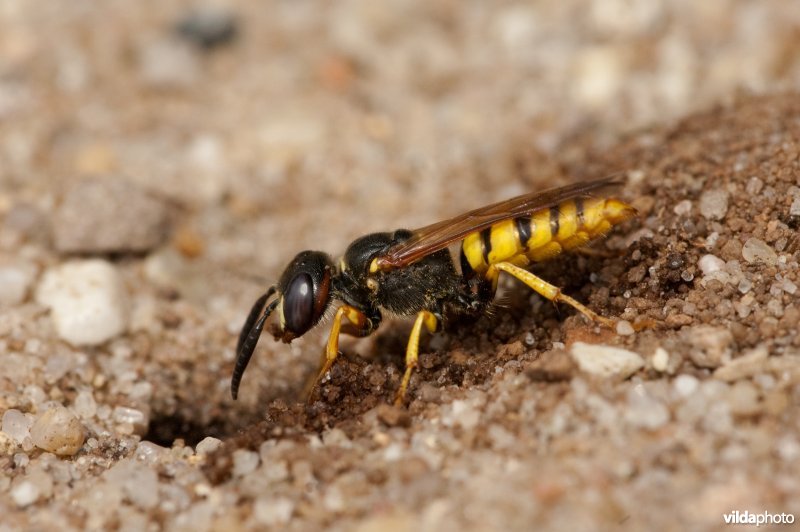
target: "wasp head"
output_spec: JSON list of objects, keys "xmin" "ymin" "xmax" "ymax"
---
[{"xmin": 230, "ymin": 250, "xmax": 333, "ymax": 399}]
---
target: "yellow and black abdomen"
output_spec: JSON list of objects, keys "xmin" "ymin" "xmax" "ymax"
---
[{"xmin": 459, "ymin": 197, "xmax": 636, "ymax": 278}]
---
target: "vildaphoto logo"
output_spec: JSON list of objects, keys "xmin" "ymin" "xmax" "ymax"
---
[{"xmin": 723, "ymin": 510, "xmax": 795, "ymax": 526}]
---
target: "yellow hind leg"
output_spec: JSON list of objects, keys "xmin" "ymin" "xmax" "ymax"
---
[
  {"xmin": 395, "ymin": 310, "xmax": 439, "ymax": 406},
  {"xmin": 489, "ymin": 262, "xmax": 616, "ymax": 329}
]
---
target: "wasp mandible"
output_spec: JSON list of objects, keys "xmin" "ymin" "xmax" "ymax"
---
[{"xmin": 231, "ymin": 177, "xmax": 636, "ymax": 405}]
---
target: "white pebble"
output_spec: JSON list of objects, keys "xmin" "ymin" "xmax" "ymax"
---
[
  {"xmin": 698, "ymin": 188, "xmax": 729, "ymax": 220},
  {"xmin": 0, "ymin": 262, "xmax": 37, "ymax": 307},
  {"xmin": 29, "ymin": 405, "xmax": 85, "ymax": 456},
  {"xmin": 104, "ymin": 459, "xmax": 160, "ymax": 510},
  {"xmin": 2, "ymin": 409, "xmax": 33, "ymax": 444},
  {"xmin": 73, "ymin": 390, "xmax": 97, "ymax": 419},
  {"xmin": 232, "ymin": 449, "xmax": 260, "ymax": 477},
  {"xmin": 36, "ymin": 260, "xmax": 128, "ymax": 346},
  {"xmin": 746, "ymin": 176, "xmax": 764, "ymax": 195},
  {"xmin": 673, "ymin": 374, "xmax": 699, "ymax": 397},
  {"xmin": 615, "ymin": 320, "xmax": 635, "ymax": 336},
  {"xmin": 790, "ymin": 197, "xmax": 800, "ymax": 217},
  {"xmin": 254, "ymin": 497, "xmax": 294, "ymax": 526},
  {"xmin": 195, "ymin": 436, "xmax": 223, "ymax": 456},
  {"xmin": 781, "ymin": 278, "xmax": 797, "ymax": 295},
  {"xmin": 672, "ymin": 199, "xmax": 692, "ymax": 216},
  {"xmin": 625, "ymin": 384, "xmax": 670, "ymax": 429},
  {"xmin": 698, "ymin": 254, "xmax": 725, "ymax": 275},
  {"xmin": 11, "ymin": 480, "xmax": 40, "ymax": 507},
  {"xmin": 112, "ymin": 406, "xmax": 149, "ymax": 436},
  {"xmin": 651, "ymin": 347, "xmax": 670, "ymax": 372},
  {"xmin": 570, "ymin": 342, "xmax": 644, "ymax": 378},
  {"xmin": 741, "ymin": 237, "xmax": 778, "ymax": 265}
]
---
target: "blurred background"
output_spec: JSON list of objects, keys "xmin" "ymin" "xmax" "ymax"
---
[
  {"xmin": 2, "ymin": 1, "xmax": 800, "ymax": 529},
  {"xmin": 3, "ymin": 0, "xmax": 800, "ymax": 273}
]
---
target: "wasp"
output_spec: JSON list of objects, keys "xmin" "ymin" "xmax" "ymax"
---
[{"xmin": 231, "ymin": 177, "xmax": 636, "ymax": 405}]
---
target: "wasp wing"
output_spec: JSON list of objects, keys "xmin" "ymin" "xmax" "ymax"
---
[{"xmin": 375, "ymin": 177, "xmax": 624, "ymax": 270}]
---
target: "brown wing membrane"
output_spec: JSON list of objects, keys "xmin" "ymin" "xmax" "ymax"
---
[{"xmin": 375, "ymin": 177, "xmax": 624, "ymax": 270}]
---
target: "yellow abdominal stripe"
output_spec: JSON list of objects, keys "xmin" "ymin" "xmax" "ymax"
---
[{"xmin": 461, "ymin": 197, "xmax": 636, "ymax": 274}]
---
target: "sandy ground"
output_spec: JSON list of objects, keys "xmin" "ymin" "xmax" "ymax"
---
[{"xmin": 2, "ymin": 1, "xmax": 800, "ymax": 531}]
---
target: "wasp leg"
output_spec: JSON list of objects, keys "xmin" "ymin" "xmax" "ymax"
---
[
  {"xmin": 395, "ymin": 310, "xmax": 439, "ymax": 406},
  {"xmin": 490, "ymin": 261, "xmax": 616, "ymax": 329},
  {"xmin": 305, "ymin": 305, "xmax": 372, "ymax": 403}
]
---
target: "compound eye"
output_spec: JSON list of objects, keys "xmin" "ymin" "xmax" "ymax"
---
[{"xmin": 283, "ymin": 273, "xmax": 315, "ymax": 334}]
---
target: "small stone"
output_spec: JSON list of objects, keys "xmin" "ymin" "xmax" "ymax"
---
[
  {"xmin": 254, "ymin": 497, "xmax": 294, "ymax": 526},
  {"xmin": 195, "ymin": 436, "xmax": 222, "ymax": 456},
  {"xmin": 0, "ymin": 261, "xmax": 37, "ymax": 307},
  {"xmin": 713, "ymin": 345, "xmax": 769, "ymax": 382},
  {"xmin": 615, "ymin": 320, "xmax": 635, "ymax": 336},
  {"xmin": 53, "ymin": 179, "xmax": 170, "ymax": 254},
  {"xmin": 682, "ymin": 325, "xmax": 734, "ymax": 368},
  {"xmin": 745, "ymin": 176, "xmax": 763, "ymax": 195},
  {"xmin": 570, "ymin": 342, "xmax": 644, "ymax": 379},
  {"xmin": 175, "ymin": 7, "xmax": 238, "ymax": 49},
  {"xmin": 652, "ymin": 347, "xmax": 670, "ymax": 372},
  {"xmin": 104, "ymin": 459, "xmax": 160, "ymax": 510},
  {"xmin": 73, "ymin": 390, "xmax": 97, "ymax": 419},
  {"xmin": 673, "ymin": 199, "xmax": 692, "ymax": 216},
  {"xmin": 36, "ymin": 259, "xmax": 128, "ymax": 346},
  {"xmin": 11, "ymin": 480, "xmax": 39, "ymax": 507},
  {"xmin": 698, "ymin": 188, "xmax": 729, "ymax": 220},
  {"xmin": 698, "ymin": 254, "xmax": 725, "ymax": 276},
  {"xmin": 741, "ymin": 237, "xmax": 778, "ymax": 265},
  {"xmin": 781, "ymin": 278, "xmax": 797, "ymax": 295},
  {"xmin": 673, "ymin": 374, "xmax": 699, "ymax": 397},
  {"xmin": 790, "ymin": 198, "xmax": 800, "ymax": 217},
  {"xmin": 2, "ymin": 409, "xmax": 33, "ymax": 444},
  {"xmin": 625, "ymin": 384, "xmax": 670, "ymax": 429},
  {"xmin": 112, "ymin": 406, "xmax": 149, "ymax": 436},
  {"xmin": 446, "ymin": 399, "xmax": 481, "ymax": 430},
  {"xmin": 376, "ymin": 404, "xmax": 411, "ymax": 428},
  {"xmin": 134, "ymin": 441, "xmax": 167, "ymax": 464},
  {"xmin": 232, "ymin": 449, "xmax": 259, "ymax": 477},
  {"xmin": 725, "ymin": 381, "xmax": 760, "ymax": 416},
  {"xmin": 29, "ymin": 405, "xmax": 85, "ymax": 456}
]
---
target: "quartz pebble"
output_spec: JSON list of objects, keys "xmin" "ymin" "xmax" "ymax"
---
[
  {"xmin": 2, "ymin": 409, "xmax": 34, "ymax": 444},
  {"xmin": 673, "ymin": 199, "xmax": 692, "ymax": 216},
  {"xmin": 29, "ymin": 405, "xmax": 85, "ymax": 456},
  {"xmin": 698, "ymin": 254, "xmax": 725, "ymax": 276},
  {"xmin": 104, "ymin": 460, "xmax": 160, "ymax": 510},
  {"xmin": 790, "ymin": 197, "xmax": 800, "ymax": 217},
  {"xmin": 741, "ymin": 237, "xmax": 778, "ymax": 265},
  {"xmin": 652, "ymin": 347, "xmax": 670, "ymax": 372},
  {"xmin": 112, "ymin": 406, "xmax": 149, "ymax": 436},
  {"xmin": 615, "ymin": 320, "xmax": 635, "ymax": 336},
  {"xmin": 673, "ymin": 374, "xmax": 700, "ymax": 397},
  {"xmin": 232, "ymin": 449, "xmax": 260, "ymax": 477},
  {"xmin": 254, "ymin": 497, "xmax": 294, "ymax": 526},
  {"xmin": 52, "ymin": 179, "xmax": 170, "ymax": 254},
  {"xmin": 11, "ymin": 480, "xmax": 40, "ymax": 507},
  {"xmin": 625, "ymin": 384, "xmax": 670, "ymax": 429},
  {"xmin": 195, "ymin": 436, "xmax": 223, "ymax": 456},
  {"xmin": 698, "ymin": 188, "xmax": 729, "ymax": 220},
  {"xmin": 36, "ymin": 260, "xmax": 128, "ymax": 346},
  {"xmin": 570, "ymin": 342, "xmax": 644, "ymax": 378},
  {"xmin": 683, "ymin": 325, "xmax": 733, "ymax": 368},
  {"xmin": 0, "ymin": 261, "xmax": 37, "ymax": 307}
]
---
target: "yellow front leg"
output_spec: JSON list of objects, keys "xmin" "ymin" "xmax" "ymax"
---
[
  {"xmin": 395, "ymin": 310, "xmax": 439, "ymax": 406},
  {"xmin": 490, "ymin": 261, "xmax": 616, "ymax": 329},
  {"xmin": 306, "ymin": 305, "xmax": 368, "ymax": 402}
]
